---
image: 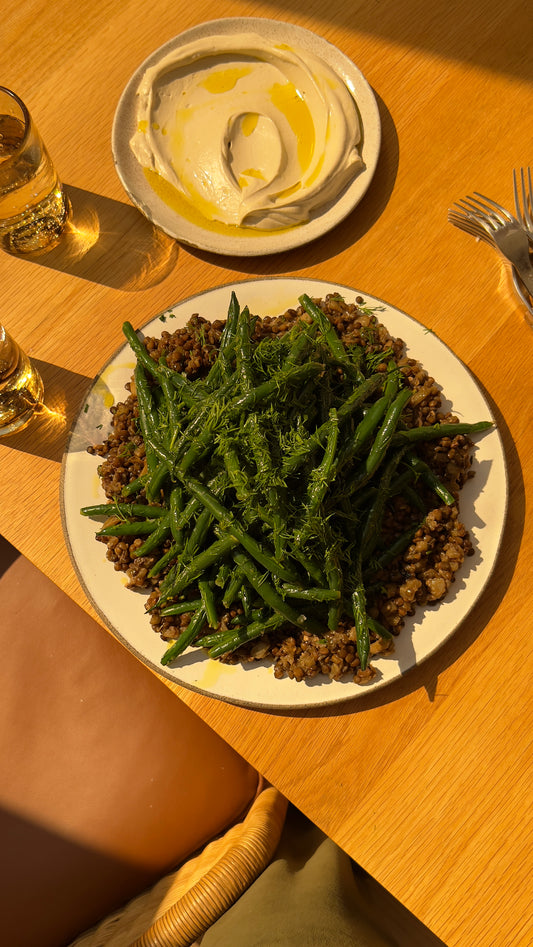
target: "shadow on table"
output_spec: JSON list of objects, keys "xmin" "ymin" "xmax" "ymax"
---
[
  {"xmin": 351, "ymin": 861, "xmax": 448, "ymax": 947},
  {"xmin": 274, "ymin": 385, "xmax": 523, "ymax": 719},
  {"xmin": 0, "ymin": 360, "xmax": 92, "ymax": 463},
  {"xmin": 0, "ymin": 535, "xmax": 19, "ymax": 576},
  {"xmin": 268, "ymin": 0, "xmax": 530, "ymax": 82},
  {"xmin": 17, "ymin": 185, "xmax": 178, "ymax": 291}
]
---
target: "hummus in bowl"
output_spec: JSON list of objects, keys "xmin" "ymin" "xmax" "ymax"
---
[{"xmin": 112, "ymin": 19, "xmax": 381, "ymax": 255}]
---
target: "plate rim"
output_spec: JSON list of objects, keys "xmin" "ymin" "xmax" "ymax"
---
[
  {"xmin": 60, "ymin": 276, "xmax": 508, "ymax": 710},
  {"xmin": 111, "ymin": 17, "xmax": 382, "ymax": 256}
]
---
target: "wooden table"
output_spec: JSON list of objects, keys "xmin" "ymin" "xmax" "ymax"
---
[{"xmin": 2, "ymin": 2, "xmax": 532, "ymax": 944}]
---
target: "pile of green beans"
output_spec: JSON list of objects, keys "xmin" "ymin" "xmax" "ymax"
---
[{"xmin": 81, "ymin": 293, "xmax": 492, "ymax": 673}]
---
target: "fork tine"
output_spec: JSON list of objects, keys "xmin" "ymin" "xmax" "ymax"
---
[
  {"xmin": 520, "ymin": 167, "xmax": 533, "ymax": 232},
  {"xmin": 452, "ymin": 198, "xmax": 481, "ymax": 215},
  {"xmin": 448, "ymin": 220, "xmax": 490, "ymax": 245},
  {"xmin": 448, "ymin": 211, "xmax": 494, "ymax": 246},
  {"xmin": 513, "ymin": 168, "xmax": 521, "ymax": 221},
  {"xmin": 513, "ymin": 167, "xmax": 533, "ymax": 235},
  {"xmin": 450, "ymin": 200, "xmax": 483, "ymax": 219},
  {"xmin": 513, "ymin": 168, "xmax": 528, "ymax": 229},
  {"xmin": 452, "ymin": 195, "xmax": 497, "ymax": 224},
  {"xmin": 450, "ymin": 201, "xmax": 496, "ymax": 235},
  {"xmin": 472, "ymin": 191, "xmax": 516, "ymax": 223}
]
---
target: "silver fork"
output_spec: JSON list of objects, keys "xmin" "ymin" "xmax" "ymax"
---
[
  {"xmin": 448, "ymin": 191, "xmax": 533, "ymax": 305},
  {"xmin": 513, "ymin": 166, "xmax": 533, "ymax": 239}
]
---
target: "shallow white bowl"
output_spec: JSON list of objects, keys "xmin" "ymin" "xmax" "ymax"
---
[{"xmin": 111, "ymin": 18, "xmax": 381, "ymax": 256}]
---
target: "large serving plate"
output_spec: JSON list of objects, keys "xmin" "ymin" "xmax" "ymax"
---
[
  {"xmin": 61, "ymin": 278, "xmax": 507, "ymax": 710},
  {"xmin": 111, "ymin": 18, "xmax": 381, "ymax": 256}
]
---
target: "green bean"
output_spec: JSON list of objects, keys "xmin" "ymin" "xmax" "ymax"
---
[
  {"xmin": 142, "ymin": 429, "xmax": 178, "ymax": 470},
  {"xmin": 307, "ymin": 409, "xmax": 339, "ymax": 515},
  {"xmin": 157, "ymin": 356, "xmax": 182, "ymax": 439},
  {"xmin": 148, "ymin": 541, "xmax": 182, "ymax": 578},
  {"xmin": 364, "ymin": 524, "xmax": 420, "ymax": 577},
  {"xmin": 159, "ymin": 598, "xmax": 202, "ymax": 617},
  {"xmin": 222, "ymin": 567, "xmax": 244, "ymax": 608},
  {"xmin": 360, "ymin": 447, "xmax": 408, "ymax": 561},
  {"xmin": 123, "ymin": 321, "xmax": 198, "ymax": 409},
  {"xmin": 367, "ymin": 616, "xmax": 394, "ymax": 640},
  {"xmin": 299, "ymin": 294, "xmax": 348, "ymax": 362},
  {"xmin": 247, "ymin": 413, "xmax": 286, "ymax": 557},
  {"xmin": 122, "ymin": 321, "xmax": 161, "ymax": 380},
  {"xmin": 227, "ymin": 361, "xmax": 324, "ymax": 417},
  {"xmin": 239, "ymin": 581, "xmax": 255, "ymax": 617},
  {"xmin": 205, "ymin": 291, "xmax": 239, "ymax": 387},
  {"xmin": 404, "ymin": 452, "xmax": 456, "ymax": 505},
  {"xmin": 235, "ymin": 305, "xmax": 254, "ymax": 391},
  {"xmin": 174, "ymin": 471, "xmax": 227, "ymax": 532},
  {"xmin": 392, "ymin": 420, "xmax": 493, "ymax": 444},
  {"xmin": 295, "ymin": 409, "xmax": 339, "ymax": 544},
  {"xmin": 195, "ymin": 631, "xmax": 228, "ymax": 648},
  {"xmin": 335, "ymin": 395, "xmax": 388, "ymax": 471},
  {"xmin": 383, "ymin": 359, "xmax": 402, "ymax": 402},
  {"xmin": 281, "ymin": 586, "xmax": 341, "ymax": 602},
  {"xmin": 403, "ymin": 484, "xmax": 427, "ymax": 513},
  {"xmin": 168, "ymin": 486, "xmax": 184, "ymax": 545},
  {"xmin": 230, "ymin": 607, "xmax": 268, "ymax": 628},
  {"xmin": 81, "ymin": 503, "xmax": 167, "ymax": 519},
  {"xmin": 291, "ymin": 548, "xmax": 325, "ymax": 585},
  {"xmin": 206, "ymin": 613, "xmax": 287, "ymax": 659},
  {"xmin": 162, "ymin": 368, "xmax": 206, "ymax": 407},
  {"xmin": 282, "ymin": 320, "xmax": 319, "ymax": 366},
  {"xmin": 182, "ymin": 505, "xmax": 214, "ymax": 561},
  {"xmin": 199, "ymin": 580, "xmax": 219, "ymax": 628},
  {"xmin": 96, "ymin": 519, "xmax": 160, "ymax": 537},
  {"xmin": 325, "ymin": 545, "xmax": 343, "ymax": 631},
  {"xmin": 219, "ymin": 441, "xmax": 255, "ymax": 506},
  {"xmin": 133, "ymin": 518, "xmax": 171, "ymax": 557},
  {"xmin": 134, "ymin": 364, "xmax": 160, "ymax": 483},
  {"xmin": 352, "ymin": 580, "xmax": 370, "ymax": 671},
  {"xmin": 121, "ymin": 474, "xmax": 149, "ymax": 497},
  {"xmin": 161, "ymin": 606, "xmax": 207, "ymax": 665},
  {"xmin": 215, "ymin": 561, "xmax": 232, "ymax": 588},
  {"xmin": 363, "ymin": 388, "xmax": 412, "ymax": 478},
  {"xmin": 336, "ymin": 373, "xmax": 384, "ymax": 422}
]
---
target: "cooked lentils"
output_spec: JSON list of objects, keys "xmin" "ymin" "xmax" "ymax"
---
[{"xmin": 88, "ymin": 296, "xmax": 475, "ymax": 684}]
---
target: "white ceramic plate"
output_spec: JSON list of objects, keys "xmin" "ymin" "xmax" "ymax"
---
[
  {"xmin": 111, "ymin": 18, "xmax": 381, "ymax": 256},
  {"xmin": 61, "ymin": 278, "xmax": 507, "ymax": 710}
]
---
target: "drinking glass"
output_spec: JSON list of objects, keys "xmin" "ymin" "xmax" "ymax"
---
[
  {"xmin": 0, "ymin": 324, "xmax": 44, "ymax": 435},
  {"xmin": 0, "ymin": 87, "xmax": 70, "ymax": 255}
]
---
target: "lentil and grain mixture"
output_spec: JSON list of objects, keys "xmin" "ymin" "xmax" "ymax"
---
[{"xmin": 85, "ymin": 294, "xmax": 484, "ymax": 685}]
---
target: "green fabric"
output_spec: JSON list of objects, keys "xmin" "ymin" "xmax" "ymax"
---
[{"xmin": 201, "ymin": 806, "xmax": 396, "ymax": 947}]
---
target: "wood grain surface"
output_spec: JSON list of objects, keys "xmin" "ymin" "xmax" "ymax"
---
[{"xmin": 1, "ymin": 2, "xmax": 532, "ymax": 945}]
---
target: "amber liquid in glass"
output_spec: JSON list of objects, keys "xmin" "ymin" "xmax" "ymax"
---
[
  {"xmin": 0, "ymin": 113, "xmax": 69, "ymax": 254},
  {"xmin": 0, "ymin": 325, "xmax": 43, "ymax": 434}
]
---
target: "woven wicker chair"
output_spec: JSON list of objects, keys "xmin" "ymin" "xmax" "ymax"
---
[{"xmin": 70, "ymin": 783, "xmax": 288, "ymax": 947}]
